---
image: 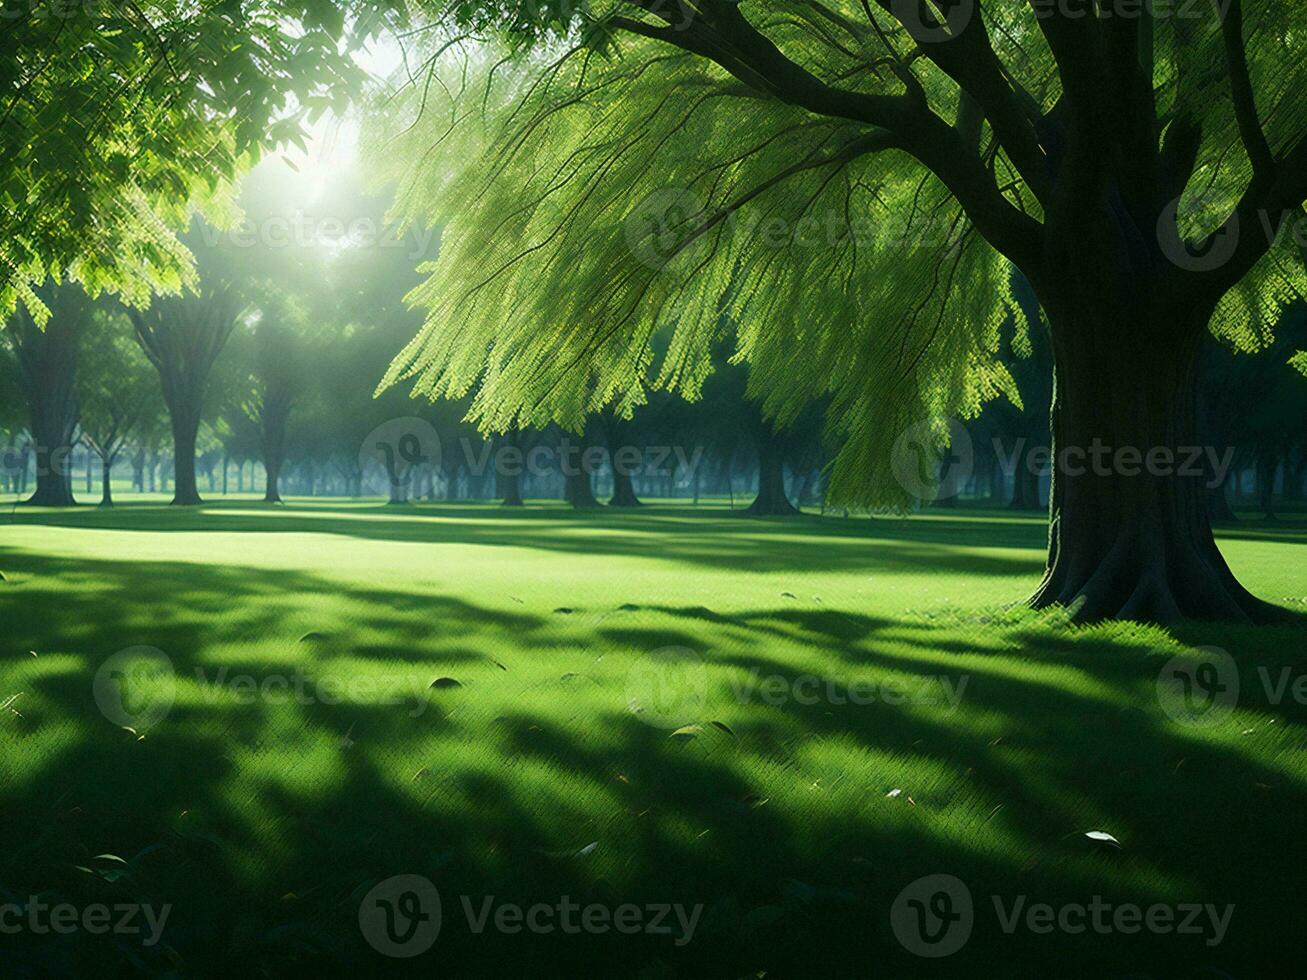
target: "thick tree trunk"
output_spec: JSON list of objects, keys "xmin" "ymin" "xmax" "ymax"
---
[
  {"xmin": 564, "ymin": 469, "xmax": 598, "ymax": 508},
  {"xmin": 169, "ymin": 408, "xmax": 203, "ymax": 506},
  {"xmin": 1030, "ymin": 313, "xmax": 1279, "ymax": 624},
  {"xmin": 609, "ymin": 466, "xmax": 641, "ymax": 507},
  {"xmin": 745, "ymin": 426, "xmax": 798, "ymax": 516},
  {"xmin": 14, "ymin": 312, "xmax": 78, "ymax": 507},
  {"xmin": 1207, "ymin": 473, "xmax": 1237, "ymax": 523}
]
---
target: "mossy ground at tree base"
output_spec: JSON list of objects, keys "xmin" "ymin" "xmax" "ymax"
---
[{"xmin": 1, "ymin": 500, "xmax": 1305, "ymax": 977}]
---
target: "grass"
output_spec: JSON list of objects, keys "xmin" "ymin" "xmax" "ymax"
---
[{"xmin": 2, "ymin": 499, "xmax": 1305, "ymax": 976}]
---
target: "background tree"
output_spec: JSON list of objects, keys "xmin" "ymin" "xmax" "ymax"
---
[
  {"xmin": 4, "ymin": 285, "xmax": 93, "ymax": 505},
  {"xmin": 129, "ymin": 246, "xmax": 242, "ymax": 505},
  {"xmin": 77, "ymin": 310, "xmax": 156, "ymax": 506}
]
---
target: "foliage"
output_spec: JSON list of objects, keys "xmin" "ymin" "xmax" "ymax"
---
[
  {"xmin": 370, "ymin": 1, "xmax": 1307, "ymax": 508},
  {"xmin": 0, "ymin": 0, "xmax": 403, "ymax": 322}
]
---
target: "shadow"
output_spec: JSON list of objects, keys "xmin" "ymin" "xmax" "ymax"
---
[{"xmin": 1, "ymin": 508, "xmax": 1305, "ymax": 976}]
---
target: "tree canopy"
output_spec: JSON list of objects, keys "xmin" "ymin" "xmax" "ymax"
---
[
  {"xmin": 0, "ymin": 0, "xmax": 400, "ymax": 321},
  {"xmin": 371, "ymin": 0, "xmax": 1307, "ymax": 509}
]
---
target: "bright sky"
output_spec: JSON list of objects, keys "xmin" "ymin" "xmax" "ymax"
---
[{"xmin": 275, "ymin": 33, "xmax": 406, "ymax": 199}]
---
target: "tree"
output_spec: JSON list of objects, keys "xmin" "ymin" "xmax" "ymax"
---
[
  {"xmin": 1, "ymin": 0, "xmax": 398, "ymax": 324},
  {"xmin": 376, "ymin": 1, "xmax": 1307, "ymax": 623},
  {"xmin": 129, "ymin": 272, "xmax": 241, "ymax": 506},
  {"xmin": 78, "ymin": 311, "xmax": 157, "ymax": 506},
  {"xmin": 3, "ymin": 285, "xmax": 95, "ymax": 505}
]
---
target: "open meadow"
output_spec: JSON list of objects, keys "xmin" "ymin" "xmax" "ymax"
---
[{"xmin": 3, "ymin": 501, "xmax": 1305, "ymax": 975}]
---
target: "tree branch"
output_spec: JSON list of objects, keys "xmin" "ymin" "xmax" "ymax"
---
[{"xmin": 1219, "ymin": 0, "xmax": 1274, "ymax": 184}]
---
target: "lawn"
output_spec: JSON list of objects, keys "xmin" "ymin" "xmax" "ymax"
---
[{"xmin": 2, "ymin": 501, "xmax": 1305, "ymax": 976}]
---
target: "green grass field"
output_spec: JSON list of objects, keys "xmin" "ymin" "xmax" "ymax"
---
[{"xmin": 3, "ymin": 500, "xmax": 1305, "ymax": 976}]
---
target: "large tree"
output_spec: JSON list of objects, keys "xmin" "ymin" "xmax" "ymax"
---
[
  {"xmin": 375, "ymin": 1, "xmax": 1307, "ymax": 623},
  {"xmin": 78, "ymin": 309, "xmax": 157, "ymax": 506},
  {"xmin": 129, "ymin": 283, "xmax": 241, "ymax": 505},
  {"xmin": 4, "ymin": 286, "xmax": 94, "ymax": 505}
]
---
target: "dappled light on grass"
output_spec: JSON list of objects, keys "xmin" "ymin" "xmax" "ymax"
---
[{"xmin": 2, "ymin": 503, "xmax": 1306, "ymax": 974}]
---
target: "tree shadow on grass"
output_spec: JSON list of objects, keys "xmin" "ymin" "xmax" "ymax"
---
[
  {"xmin": 2, "ymin": 500, "xmax": 1049, "ymax": 577},
  {"xmin": 1, "ymin": 541, "xmax": 1305, "ymax": 976}
]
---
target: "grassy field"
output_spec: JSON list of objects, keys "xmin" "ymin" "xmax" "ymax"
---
[{"xmin": 2, "ymin": 500, "xmax": 1305, "ymax": 977}]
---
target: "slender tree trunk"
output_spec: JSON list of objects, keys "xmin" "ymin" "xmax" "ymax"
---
[
  {"xmin": 745, "ymin": 425, "xmax": 798, "ymax": 516},
  {"xmin": 1009, "ymin": 459, "xmax": 1040, "ymax": 510},
  {"xmin": 1256, "ymin": 452, "xmax": 1279, "ymax": 521},
  {"xmin": 99, "ymin": 453, "xmax": 114, "ymax": 507},
  {"xmin": 1030, "ymin": 309, "xmax": 1278, "ymax": 624},
  {"xmin": 498, "ymin": 428, "xmax": 524, "ymax": 507}
]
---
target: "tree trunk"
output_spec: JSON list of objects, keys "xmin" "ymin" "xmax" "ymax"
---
[
  {"xmin": 1256, "ymin": 452, "xmax": 1279, "ymax": 522},
  {"xmin": 1030, "ymin": 315, "xmax": 1279, "ymax": 624},
  {"xmin": 99, "ymin": 454, "xmax": 114, "ymax": 507},
  {"xmin": 497, "ymin": 428, "xmax": 525, "ymax": 506},
  {"xmin": 745, "ymin": 425, "xmax": 798, "ymax": 516},
  {"xmin": 1009, "ymin": 459, "xmax": 1041, "ymax": 510},
  {"xmin": 564, "ymin": 469, "xmax": 598, "ymax": 508},
  {"xmin": 14, "ymin": 312, "xmax": 79, "ymax": 507},
  {"xmin": 609, "ymin": 465, "xmax": 641, "ymax": 507},
  {"xmin": 169, "ymin": 408, "xmax": 203, "ymax": 506},
  {"xmin": 1207, "ymin": 472, "xmax": 1237, "ymax": 523}
]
